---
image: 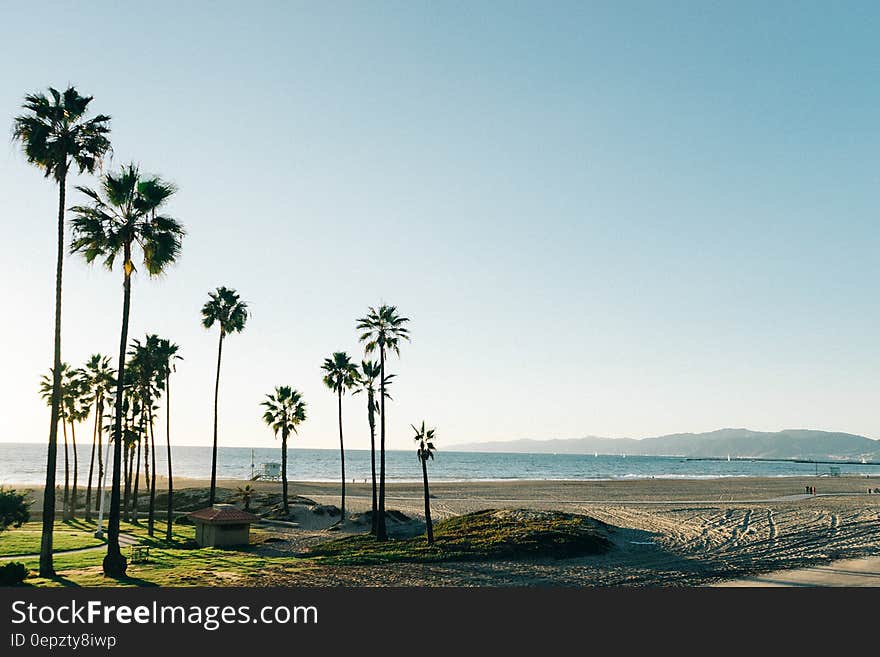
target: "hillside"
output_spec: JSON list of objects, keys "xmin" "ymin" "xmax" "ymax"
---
[{"xmin": 451, "ymin": 428, "xmax": 880, "ymax": 461}]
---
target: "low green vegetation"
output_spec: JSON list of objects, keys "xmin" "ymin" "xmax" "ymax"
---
[
  {"xmin": 0, "ymin": 521, "xmax": 103, "ymax": 556},
  {"xmin": 0, "ymin": 519, "xmax": 199, "ymax": 558},
  {"xmin": 20, "ymin": 547, "xmax": 307, "ymax": 588},
  {"xmin": 9, "ymin": 520, "xmax": 284, "ymax": 587},
  {"xmin": 309, "ymin": 509, "xmax": 615, "ymax": 565},
  {"xmin": 0, "ymin": 488, "xmax": 30, "ymax": 531}
]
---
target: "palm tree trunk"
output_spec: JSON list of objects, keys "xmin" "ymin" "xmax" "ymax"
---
[
  {"xmin": 62, "ymin": 419, "xmax": 70, "ymax": 521},
  {"xmin": 122, "ymin": 408, "xmax": 130, "ymax": 522},
  {"xmin": 103, "ymin": 252, "xmax": 132, "ymax": 578},
  {"xmin": 165, "ymin": 373, "xmax": 174, "ymax": 542},
  {"xmin": 422, "ymin": 457, "xmax": 434, "ymax": 545},
  {"xmin": 281, "ymin": 431, "xmax": 289, "ymax": 516},
  {"xmin": 123, "ymin": 440, "xmax": 132, "ymax": 523},
  {"xmin": 368, "ymin": 392, "xmax": 378, "ymax": 535},
  {"xmin": 209, "ymin": 332, "xmax": 224, "ymax": 506},
  {"xmin": 377, "ymin": 347, "xmax": 387, "ymax": 540},
  {"xmin": 338, "ymin": 389, "xmax": 345, "ymax": 522},
  {"xmin": 85, "ymin": 398, "xmax": 99, "ymax": 522},
  {"xmin": 132, "ymin": 425, "xmax": 142, "ymax": 523},
  {"xmin": 148, "ymin": 404, "xmax": 157, "ymax": 537},
  {"xmin": 70, "ymin": 421, "xmax": 79, "ymax": 519},
  {"xmin": 143, "ymin": 408, "xmax": 151, "ymax": 497},
  {"xmin": 39, "ymin": 171, "xmax": 65, "ymax": 577},
  {"xmin": 95, "ymin": 400, "xmax": 104, "ymax": 513}
]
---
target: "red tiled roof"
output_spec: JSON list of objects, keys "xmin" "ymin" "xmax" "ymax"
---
[{"xmin": 188, "ymin": 506, "xmax": 260, "ymax": 523}]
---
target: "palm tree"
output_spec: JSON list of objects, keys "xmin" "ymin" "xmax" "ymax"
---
[
  {"xmin": 357, "ymin": 305, "xmax": 410, "ymax": 539},
  {"xmin": 236, "ymin": 485, "xmax": 255, "ymax": 511},
  {"xmin": 13, "ymin": 86, "xmax": 111, "ymax": 577},
  {"xmin": 201, "ymin": 287, "xmax": 249, "ymax": 506},
  {"xmin": 83, "ymin": 355, "xmax": 114, "ymax": 522},
  {"xmin": 412, "ymin": 422, "xmax": 437, "ymax": 545},
  {"xmin": 321, "ymin": 352, "xmax": 360, "ymax": 522},
  {"xmin": 260, "ymin": 386, "xmax": 307, "ymax": 516},
  {"xmin": 154, "ymin": 338, "xmax": 181, "ymax": 541},
  {"xmin": 353, "ymin": 360, "xmax": 391, "ymax": 534},
  {"xmin": 70, "ymin": 164, "xmax": 184, "ymax": 577}
]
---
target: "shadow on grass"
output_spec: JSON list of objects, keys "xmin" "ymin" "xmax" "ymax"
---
[
  {"xmin": 107, "ymin": 574, "xmax": 159, "ymax": 587},
  {"xmin": 36, "ymin": 575, "xmax": 82, "ymax": 588}
]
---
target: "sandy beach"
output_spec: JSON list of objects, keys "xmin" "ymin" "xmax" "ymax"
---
[{"xmin": 8, "ymin": 474, "xmax": 880, "ymax": 586}]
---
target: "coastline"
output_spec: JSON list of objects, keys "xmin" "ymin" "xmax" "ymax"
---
[{"xmin": 8, "ymin": 473, "xmax": 878, "ymax": 510}]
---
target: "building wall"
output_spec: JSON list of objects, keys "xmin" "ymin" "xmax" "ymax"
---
[{"xmin": 195, "ymin": 522, "xmax": 250, "ymax": 547}]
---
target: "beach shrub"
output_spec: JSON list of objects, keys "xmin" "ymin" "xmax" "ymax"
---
[
  {"xmin": 0, "ymin": 562, "xmax": 28, "ymax": 586},
  {"xmin": 309, "ymin": 509, "xmax": 614, "ymax": 565},
  {"xmin": 0, "ymin": 488, "xmax": 30, "ymax": 532}
]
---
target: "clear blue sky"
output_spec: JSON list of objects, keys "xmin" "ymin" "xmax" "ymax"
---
[{"xmin": 2, "ymin": 1, "xmax": 879, "ymax": 449}]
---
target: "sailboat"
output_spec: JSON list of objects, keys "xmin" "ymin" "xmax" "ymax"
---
[{"xmin": 727, "ymin": 454, "xmax": 731, "ymax": 462}]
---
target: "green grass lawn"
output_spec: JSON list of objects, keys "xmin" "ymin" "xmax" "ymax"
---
[
  {"xmin": 0, "ymin": 518, "xmax": 197, "ymax": 557},
  {"xmin": 309, "ymin": 509, "xmax": 614, "ymax": 565},
  {"xmin": 19, "ymin": 547, "xmax": 309, "ymax": 588},
  {"xmin": 0, "ymin": 520, "xmax": 104, "ymax": 556},
  {"xmin": 2, "ymin": 517, "xmax": 295, "ymax": 587}
]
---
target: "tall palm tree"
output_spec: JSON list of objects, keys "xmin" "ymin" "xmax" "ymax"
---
[
  {"xmin": 321, "ymin": 352, "xmax": 360, "ymax": 523},
  {"xmin": 353, "ymin": 360, "xmax": 392, "ymax": 534},
  {"xmin": 155, "ymin": 338, "xmax": 182, "ymax": 541},
  {"xmin": 357, "ymin": 305, "xmax": 410, "ymax": 539},
  {"xmin": 13, "ymin": 86, "xmax": 111, "ymax": 577},
  {"xmin": 70, "ymin": 164, "xmax": 184, "ymax": 577},
  {"xmin": 201, "ymin": 287, "xmax": 249, "ymax": 506},
  {"xmin": 412, "ymin": 422, "xmax": 437, "ymax": 545},
  {"xmin": 83, "ymin": 355, "xmax": 114, "ymax": 522},
  {"xmin": 260, "ymin": 386, "xmax": 307, "ymax": 516}
]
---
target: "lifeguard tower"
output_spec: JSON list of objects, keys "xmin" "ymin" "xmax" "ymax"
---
[{"xmin": 257, "ymin": 461, "xmax": 282, "ymax": 481}]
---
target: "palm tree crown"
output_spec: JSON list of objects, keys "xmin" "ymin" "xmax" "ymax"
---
[
  {"xmin": 413, "ymin": 421, "xmax": 437, "ymax": 462},
  {"xmin": 321, "ymin": 352, "xmax": 360, "ymax": 395},
  {"xmin": 354, "ymin": 360, "xmax": 394, "ymax": 400},
  {"xmin": 201, "ymin": 287, "xmax": 249, "ymax": 336},
  {"xmin": 261, "ymin": 386, "xmax": 307, "ymax": 437},
  {"xmin": 154, "ymin": 339, "xmax": 182, "ymax": 386},
  {"xmin": 70, "ymin": 164, "xmax": 184, "ymax": 274},
  {"xmin": 64, "ymin": 371, "xmax": 94, "ymax": 425},
  {"xmin": 12, "ymin": 86, "xmax": 111, "ymax": 182},
  {"xmin": 39, "ymin": 364, "xmax": 76, "ymax": 416},
  {"xmin": 357, "ymin": 305, "xmax": 411, "ymax": 356},
  {"xmin": 83, "ymin": 355, "xmax": 115, "ymax": 404},
  {"xmin": 128, "ymin": 336, "xmax": 162, "ymax": 399}
]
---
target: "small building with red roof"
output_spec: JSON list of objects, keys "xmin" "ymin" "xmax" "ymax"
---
[{"xmin": 188, "ymin": 504, "xmax": 261, "ymax": 547}]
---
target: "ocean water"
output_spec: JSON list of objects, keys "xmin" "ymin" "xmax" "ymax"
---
[{"xmin": 1, "ymin": 442, "xmax": 879, "ymax": 486}]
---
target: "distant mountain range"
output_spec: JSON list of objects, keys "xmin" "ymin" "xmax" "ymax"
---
[{"xmin": 451, "ymin": 428, "xmax": 880, "ymax": 461}]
